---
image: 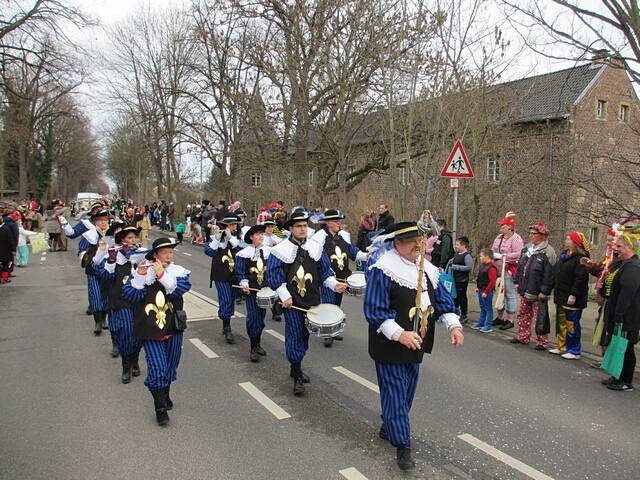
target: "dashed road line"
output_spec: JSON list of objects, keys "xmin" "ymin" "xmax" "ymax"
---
[
  {"xmin": 264, "ymin": 329, "xmax": 285, "ymax": 342},
  {"xmin": 458, "ymin": 433, "xmax": 555, "ymax": 480},
  {"xmin": 182, "ymin": 252, "xmax": 192, "ymax": 256},
  {"xmin": 188, "ymin": 338, "xmax": 219, "ymax": 358},
  {"xmin": 339, "ymin": 467, "xmax": 368, "ymax": 480},
  {"xmin": 333, "ymin": 366, "xmax": 379, "ymax": 393},
  {"xmin": 239, "ymin": 382, "xmax": 291, "ymax": 420}
]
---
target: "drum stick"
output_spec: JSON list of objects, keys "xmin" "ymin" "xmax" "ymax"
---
[
  {"xmin": 277, "ymin": 301, "xmax": 309, "ymax": 313},
  {"xmin": 231, "ymin": 284, "xmax": 260, "ymax": 292}
]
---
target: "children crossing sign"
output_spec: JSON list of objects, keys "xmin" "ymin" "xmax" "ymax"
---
[{"xmin": 440, "ymin": 139, "xmax": 474, "ymax": 178}]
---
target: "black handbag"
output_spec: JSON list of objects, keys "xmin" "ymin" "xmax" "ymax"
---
[
  {"xmin": 174, "ymin": 309, "xmax": 188, "ymax": 331},
  {"xmin": 535, "ymin": 300, "xmax": 550, "ymax": 335}
]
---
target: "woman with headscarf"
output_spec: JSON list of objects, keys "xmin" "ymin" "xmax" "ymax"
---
[{"xmin": 549, "ymin": 231, "xmax": 590, "ymax": 359}]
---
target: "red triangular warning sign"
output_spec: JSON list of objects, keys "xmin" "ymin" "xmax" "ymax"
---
[{"xmin": 440, "ymin": 139, "xmax": 474, "ymax": 178}]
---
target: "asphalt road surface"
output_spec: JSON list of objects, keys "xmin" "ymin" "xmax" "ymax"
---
[{"xmin": 1, "ymin": 236, "xmax": 639, "ymax": 480}]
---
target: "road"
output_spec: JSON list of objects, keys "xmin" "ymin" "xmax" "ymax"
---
[{"xmin": 1, "ymin": 236, "xmax": 638, "ymax": 480}]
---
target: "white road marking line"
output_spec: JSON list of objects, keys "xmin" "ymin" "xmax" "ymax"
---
[
  {"xmin": 188, "ymin": 338, "xmax": 219, "ymax": 358},
  {"xmin": 190, "ymin": 289, "xmax": 245, "ymax": 318},
  {"xmin": 182, "ymin": 252, "xmax": 192, "ymax": 256},
  {"xmin": 339, "ymin": 467, "xmax": 368, "ymax": 480},
  {"xmin": 239, "ymin": 382, "xmax": 291, "ymax": 420},
  {"xmin": 333, "ymin": 366, "xmax": 379, "ymax": 393},
  {"xmin": 458, "ymin": 433, "xmax": 555, "ymax": 480},
  {"xmin": 265, "ymin": 329, "xmax": 285, "ymax": 342}
]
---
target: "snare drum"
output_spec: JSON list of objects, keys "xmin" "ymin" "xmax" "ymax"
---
[
  {"xmin": 346, "ymin": 272, "xmax": 366, "ymax": 296},
  {"xmin": 305, "ymin": 304, "xmax": 346, "ymax": 338},
  {"xmin": 256, "ymin": 287, "xmax": 278, "ymax": 309}
]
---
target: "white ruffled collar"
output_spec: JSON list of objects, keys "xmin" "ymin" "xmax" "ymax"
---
[
  {"xmin": 143, "ymin": 262, "xmax": 191, "ymax": 285},
  {"xmin": 370, "ymin": 249, "xmax": 439, "ymax": 290},
  {"xmin": 270, "ymin": 237, "xmax": 323, "ymax": 263},
  {"xmin": 236, "ymin": 245, "xmax": 271, "ymax": 260}
]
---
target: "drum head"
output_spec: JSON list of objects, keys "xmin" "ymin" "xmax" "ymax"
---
[
  {"xmin": 306, "ymin": 304, "xmax": 345, "ymax": 325},
  {"xmin": 347, "ymin": 272, "xmax": 366, "ymax": 288},
  {"xmin": 257, "ymin": 287, "xmax": 276, "ymax": 298}
]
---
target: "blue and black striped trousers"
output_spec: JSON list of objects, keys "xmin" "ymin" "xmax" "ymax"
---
[
  {"xmin": 142, "ymin": 333, "xmax": 183, "ymax": 390},
  {"xmin": 321, "ymin": 286, "xmax": 343, "ymax": 306},
  {"xmin": 214, "ymin": 281, "xmax": 236, "ymax": 321},
  {"xmin": 245, "ymin": 294, "xmax": 266, "ymax": 338},
  {"xmin": 375, "ymin": 362, "xmax": 420, "ymax": 448},
  {"xmin": 110, "ymin": 308, "xmax": 142, "ymax": 357},
  {"xmin": 87, "ymin": 274, "xmax": 108, "ymax": 313},
  {"xmin": 284, "ymin": 309, "xmax": 309, "ymax": 364}
]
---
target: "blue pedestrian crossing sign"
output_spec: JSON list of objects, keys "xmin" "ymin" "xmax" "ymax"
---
[{"xmin": 440, "ymin": 139, "xmax": 474, "ymax": 178}]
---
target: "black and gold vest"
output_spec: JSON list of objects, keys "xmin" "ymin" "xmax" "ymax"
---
[
  {"xmin": 245, "ymin": 249, "xmax": 268, "ymax": 290},
  {"xmin": 210, "ymin": 239, "xmax": 236, "ymax": 285},
  {"xmin": 368, "ymin": 277, "xmax": 437, "ymax": 364},
  {"xmin": 109, "ymin": 261, "xmax": 134, "ymax": 310},
  {"xmin": 133, "ymin": 281, "xmax": 183, "ymax": 340},
  {"xmin": 324, "ymin": 232, "xmax": 352, "ymax": 279},
  {"xmin": 284, "ymin": 247, "xmax": 321, "ymax": 310}
]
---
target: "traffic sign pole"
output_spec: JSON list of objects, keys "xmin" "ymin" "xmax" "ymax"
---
[
  {"xmin": 441, "ymin": 140, "xmax": 473, "ymax": 240},
  {"xmin": 451, "ymin": 179, "xmax": 459, "ymax": 239}
]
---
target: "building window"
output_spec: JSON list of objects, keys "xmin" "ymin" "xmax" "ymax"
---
[
  {"xmin": 347, "ymin": 164, "xmax": 355, "ymax": 184},
  {"xmin": 589, "ymin": 227, "xmax": 599, "ymax": 246},
  {"xmin": 619, "ymin": 103, "xmax": 629, "ymax": 123},
  {"xmin": 335, "ymin": 169, "xmax": 341, "ymax": 185},
  {"xmin": 251, "ymin": 202, "xmax": 258, "ymax": 218},
  {"xmin": 399, "ymin": 165, "xmax": 409, "ymax": 186},
  {"xmin": 596, "ymin": 100, "xmax": 607, "ymax": 119},
  {"xmin": 487, "ymin": 158, "xmax": 500, "ymax": 183},
  {"xmin": 308, "ymin": 170, "xmax": 314, "ymax": 186},
  {"xmin": 251, "ymin": 172, "xmax": 261, "ymax": 188}
]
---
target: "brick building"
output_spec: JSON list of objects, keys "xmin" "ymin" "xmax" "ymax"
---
[{"xmin": 231, "ymin": 59, "xmax": 640, "ymax": 253}]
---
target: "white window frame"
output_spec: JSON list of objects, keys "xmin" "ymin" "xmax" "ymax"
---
[
  {"xmin": 399, "ymin": 165, "xmax": 409, "ymax": 186},
  {"xmin": 487, "ymin": 158, "xmax": 500, "ymax": 183},
  {"xmin": 589, "ymin": 226, "xmax": 599, "ymax": 245},
  {"xmin": 335, "ymin": 169, "xmax": 341, "ymax": 185},
  {"xmin": 619, "ymin": 103, "xmax": 629, "ymax": 123},
  {"xmin": 596, "ymin": 100, "xmax": 607, "ymax": 119},
  {"xmin": 251, "ymin": 172, "xmax": 262, "ymax": 188},
  {"xmin": 347, "ymin": 164, "xmax": 355, "ymax": 184},
  {"xmin": 308, "ymin": 170, "xmax": 314, "ymax": 187}
]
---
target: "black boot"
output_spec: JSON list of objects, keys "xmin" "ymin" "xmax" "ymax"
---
[
  {"xmin": 110, "ymin": 331, "xmax": 119, "ymax": 358},
  {"xmin": 131, "ymin": 350, "xmax": 141, "ymax": 377},
  {"xmin": 150, "ymin": 389, "xmax": 169, "ymax": 426},
  {"xmin": 291, "ymin": 362, "xmax": 305, "ymax": 395},
  {"xmin": 165, "ymin": 385, "xmax": 173, "ymax": 410},
  {"xmin": 255, "ymin": 335, "xmax": 266, "ymax": 356},
  {"xmin": 396, "ymin": 447, "xmax": 415, "ymax": 470},
  {"xmin": 86, "ymin": 307, "xmax": 93, "ymax": 316},
  {"xmin": 222, "ymin": 319, "xmax": 235, "ymax": 344},
  {"xmin": 93, "ymin": 312, "xmax": 102, "ymax": 336},
  {"xmin": 121, "ymin": 355, "xmax": 132, "ymax": 384},
  {"xmin": 249, "ymin": 337, "xmax": 259, "ymax": 362},
  {"xmin": 323, "ymin": 337, "xmax": 334, "ymax": 348},
  {"xmin": 272, "ymin": 303, "xmax": 282, "ymax": 322}
]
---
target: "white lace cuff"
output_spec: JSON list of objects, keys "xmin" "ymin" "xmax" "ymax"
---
[
  {"xmin": 377, "ymin": 319, "xmax": 404, "ymax": 341},
  {"xmin": 276, "ymin": 283, "xmax": 292, "ymax": 302},
  {"xmin": 441, "ymin": 313, "xmax": 462, "ymax": 332}
]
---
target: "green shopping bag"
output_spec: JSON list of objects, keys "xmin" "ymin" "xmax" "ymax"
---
[{"xmin": 601, "ymin": 324, "xmax": 628, "ymax": 379}]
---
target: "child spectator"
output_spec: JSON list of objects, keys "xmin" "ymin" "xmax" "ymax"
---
[
  {"xmin": 472, "ymin": 248, "xmax": 498, "ymax": 333},
  {"xmin": 175, "ymin": 222, "xmax": 186, "ymax": 244},
  {"xmin": 450, "ymin": 236, "xmax": 473, "ymax": 323}
]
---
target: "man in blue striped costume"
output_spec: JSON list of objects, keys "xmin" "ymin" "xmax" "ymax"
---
[
  {"xmin": 236, "ymin": 224, "xmax": 271, "ymax": 362},
  {"xmin": 364, "ymin": 222, "xmax": 464, "ymax": 470},
  {"xmin": 76, "ymin": 209, "xmax": 111, "ymax": 335},
  {"xmin": 93, "ymin": 225, "xmax": 148, "ymax": 383},
  {"xmin": 123, "ymin": 237, "xmax": 191, "ymax": 426},
  {"xmin": 267, "ymin": 209, "xmax": 346, "ymax": 395},
  {"xmin": 311, "ymin": 209, "xmax": 368, "ymax": 347},
  {"xmin": 204, "ymin": 215, "xmax": 241, "ymax": 344}
]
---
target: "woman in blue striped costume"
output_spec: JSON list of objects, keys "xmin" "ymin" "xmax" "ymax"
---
[
  {"xmin": 364, "ymin": 222, "xmax": 464, "ymax": 471},
  {"xmin": 204, "ymin": 215, "xmax": 241, "ymax": 344},
  {"xmin": 77, "ymin": 209, "xmax": 111, "ymax": 335},
  {"xmin": 266, "ymin": 209, "xmax": 346, "ymax": 395},
  {"xmin": 93, "ymin": 225, "xmax": 148, "ymax": 383},
  {"xmin": 236, "ymin": 224, "xmax": 271, "ymax": 362},
  {"xmin": 311, "ymin": 209, "xmax": 369, "ymax": 347},
  {"xmin": 123, "ymin": 237, "xmax": 191, "ymax": 426}
]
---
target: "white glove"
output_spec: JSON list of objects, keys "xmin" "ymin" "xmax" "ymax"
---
[{"xmin": 58, "ymin": 216, "xmax": 68, "ymax": 226}]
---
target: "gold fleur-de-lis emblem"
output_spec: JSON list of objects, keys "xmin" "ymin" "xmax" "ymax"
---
[
  {"xmin": 330, "ymin": 245, "xmax": 347, "ymax": 270},
  {"xmin": 222, "ymin": 249, "xmax": 235, "ymax": 272},
  {"xmin": 293, "ymin": 265, "xmax": 313, "ymax": 297},
  {"xmin": 145, "ymin": 290, "xmax": 172, "ymax": 329},
  {"xmin": 122, "ymin": 276, "xmax": 128, "ymax": 285},
  {"xmin": 409, "ymin": 305, "xmax": 435, "ymax": 337},
  {"xmin": 250, "ymin": 256, "xmax": 266, "ymax": 286}
]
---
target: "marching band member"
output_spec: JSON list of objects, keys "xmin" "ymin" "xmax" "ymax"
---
[
  {"xmin": 235, "ymin": 224, "xmax": 271, "ymax": 362},
  {"xmin": 204, "ymin": 215, "xmax": 241, "ymax": 344},
  {"xmin": 364, "ymin": 222, "xmax": 463, "ymax": 470},
  {"xmin": 311, "ymin": 209, "xmax": 368, "ymax": 347},
  {"xmin": 123, "ymin": 238, "xmax": 191, "ymax": 426},
  {"xmin": 263, "ymin": 219, "xmax": 282, "ymax": 321},
  {"xmin": 266, "ymin": 209, "xmax": 346, "ymax": 395},
  {"xmin": 77, "ymin": 209, "xmax": 111, "ymax": 336},
  {"xmin": 93, "ymin": 226, "xmax": 147, "ymax": 383}
]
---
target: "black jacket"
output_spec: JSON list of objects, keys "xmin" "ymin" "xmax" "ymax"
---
[
  {"xmin": 377, "ymin": 211, "xmax": 394, "ymax": 231},
  {"xmin": 515, "ymin": 242, "xmax": 556, "ymax": 299},
  {"xmin": 0, "ymin": 221, "xmax": 17, "ymax": 262},
  {"xmin": 606, "ymin": 256, "xmax": 640, "ymax": 339},
  {"xmin": 553, "ymin": 251, "xmax": 589, "ymax": 309}
]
